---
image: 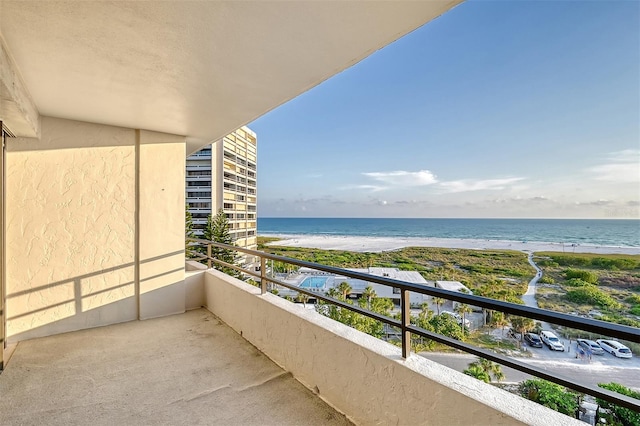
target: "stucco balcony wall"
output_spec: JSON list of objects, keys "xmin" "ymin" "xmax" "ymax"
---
[
  {"xmin": 204, "ymin": 269, "xmax": 584, "ymax": 426},
  {"xmin": 5, "ymin": 116, "xmax": 186, "ymax": 343}
]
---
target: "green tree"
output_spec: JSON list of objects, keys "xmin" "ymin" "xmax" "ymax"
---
[
  {"xmin": 338, "ymin": 281, "xmax": 352, "ymax": 300},
  {"xmin": 597, "ymin": 382, "xmax": 640, "ymax": 426},
  {"xmin": 432, "ymin": 297, "xmax": 445, "ymax": 315},
  {"xmin": 362, "ymin": 285, "xmax": 376, "ymax": 310},
  {"xmin": 510, "ymin": 316, "xmax": 535, "ymax": 342},
  {"xmin": 491, "ymin": 311, "xmax": 509, "ymax": 336},
  {"xmin": 477, "ymin": 358, "xmax": 505, "ymax": 382},
  {"xmin": 464, "ymin": 358, "xmax": 504, "ymax": 383},
  {"xmin": 519, "ymin": 379, "xmax": 578, "ymax": 416},
  {"xmin": 316, "ymin": 287, "xmax": 392, "ymax": 339},
  {"xmin": 185, "ymin": 204, "xmax": 195, "ymax": 255},
  {"xmin": 204, "ymin": 209, "xmax": 239, "ymax": 277},
  {"xmin": 463, "ymin": 364, "xmax": 491, "ymax": 383},
  {"xmin": 454, "ymin": 303, "xmax": 472, "ymax": 334},
  {"xmin": 430, "ymin": 314, "xmax": 464, "ymax": 341},
  {"xmin": 296, "ymin": 292, "xmax": 310, "ymax": 308}
]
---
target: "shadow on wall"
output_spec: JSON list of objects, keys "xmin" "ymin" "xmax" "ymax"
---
[{"xmin": 6, "ymin": 250, "xmax": 187, "ymax": 343}]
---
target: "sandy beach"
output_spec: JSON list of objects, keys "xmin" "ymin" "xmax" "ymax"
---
[{"xmin": 264, "ymin": 234, "xmax": 640, "ymax": 255}]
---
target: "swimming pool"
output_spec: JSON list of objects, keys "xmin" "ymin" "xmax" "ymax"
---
[{"xmin": 299, "ymin": 276, "xmax": 328, "ymax": 289}]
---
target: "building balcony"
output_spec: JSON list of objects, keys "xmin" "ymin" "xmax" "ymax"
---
[
  {"xmin": 0, "ymin": 239, "xmax": 636, "ymax": 425},
  {"xmin": 0, "ymin": 308, "xmax": 350, "ymax": 425}
]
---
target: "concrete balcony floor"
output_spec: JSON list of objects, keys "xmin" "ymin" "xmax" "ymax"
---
[{"xmin": 0, "ymin": 309, "xmax": 351, "ymax": 425}]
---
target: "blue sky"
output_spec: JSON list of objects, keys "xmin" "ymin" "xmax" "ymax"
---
[{"xmin": 250, "ymin": 0, "xmax": 639, "ymax": 219}]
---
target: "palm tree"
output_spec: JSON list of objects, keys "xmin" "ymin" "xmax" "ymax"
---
[
  {"xmin": 432, "ymin": 297, "xmax": 445, "ymax": 315},
  {"xmin": 454, "ymin": 303, "xmax": 473, "ymax": 333},
  {"xmin": 464, "ymin": 358, "xmax": 504, "ymax": 383},
  {"xmin": 337, "ymin": 281, "xmax": 352, "ymax": 300},
  {"xmin": 492, "ymin": 311, "xmax": 509, "ymax": 336},
  {"xmin": 326, "ymin": 287, "xmax": 340, "ymax": 299},
  {"xmin": 296, "ymin": 292, "xmax": 309, "ymax": 308},
  {"xmin": 463, "ymin": 364, "xmax": 490, "ymax": 383},
  {"xmin": 510, "ymin": 316, "xmax": 535, "ymax": 343},
  {"xmin": 362, "ymin": 285, "xmax": 376, "ymax": 310},
  {"xmin": 478, "ymin": 358, "xmax": 505, "ymax": 382}
]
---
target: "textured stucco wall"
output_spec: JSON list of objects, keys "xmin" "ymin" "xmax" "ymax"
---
[
  {"xmin": 204, "ymin": 270, "xmax": 584, "ymax": 426},
  {"xmin": 5, "ymin": 116, "xmax": 186, "ymax": 342},
  {"xmin": 138, "ymin": 130, "xmax": 186, "ymax": 319}
]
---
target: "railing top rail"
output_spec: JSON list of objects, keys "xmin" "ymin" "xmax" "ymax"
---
[{"xmin": 188, "ymin": 238, "xmax": 639, "ymax": 343}]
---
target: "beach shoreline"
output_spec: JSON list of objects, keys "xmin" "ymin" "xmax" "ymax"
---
[{"xmin": 261, "ymin": 234, "xmax": 640, "ymax": 255}]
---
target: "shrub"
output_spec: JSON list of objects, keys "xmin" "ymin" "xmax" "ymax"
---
[
  {"xmin": 564, "ymin": 269, "xmax": 598, "ymax": 284},
  {"xmin": 629, "ymin": 305, "xmax": 640, "ymax": 316},
  {"xmin": 597, "ymin": 382, "xmax": 640, "ymax": 426},
  {"xmin": 538, "ymin": 275, "xmax": 555, "ymax": 284},
  {"xmin": 591, "ymin": 257, "xmax": 638, "ymax": 270},
  {"xmin": 565, "ymin": 286, "xmax": 620, "ymax": 308},
  {"xmin": 564, "ymin": 278, "xmax": 591, "ymax": 287},
  {"xmin": 519, "ymin": 379, "xmax": 578, "ymax": 416},
  {"xmin": 626, "ymin": 295, "xmax": 640, "ymax": 304}
]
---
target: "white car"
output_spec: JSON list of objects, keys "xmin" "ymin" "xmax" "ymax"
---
[
  {"xmin": 440, "ymin": 311, "xmax": 471, "ymax": 328},
  {"xmin": 596, "ymin": 339, "xmax": 633, "ymax": 358},
  {"xmin": 540, "ymin": 330, "xmax": 565, "ymax": 351}
]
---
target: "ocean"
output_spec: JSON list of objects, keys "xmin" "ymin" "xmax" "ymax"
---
[{"xmin": 258, "ymin": 218, "xmax": 640, "ymax": 248}]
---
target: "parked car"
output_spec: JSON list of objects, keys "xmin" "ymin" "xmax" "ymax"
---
[
  {"xmin": 440, "ymin": 311, "xmax": 471, "ymax": 328},
  {"xmin": 576, "ymin": 339, "xmax": 604, "ymax": 355},
  {"xmin": 524, "ymin": 332, "xmax": 543, "ymax": 348},
  {"xmin": 596, "ymin": 339, "xmax": 633, "ymax": 358},
  {"xmin": 540, "ymin": 330, "xmax": 565, "ymax": 351}
]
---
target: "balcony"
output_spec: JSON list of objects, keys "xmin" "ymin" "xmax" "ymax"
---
[
  {"xmin": 0, "ymin": 240, "xmax": 634, "ymax": 425},
  {"xmin": 0, "ymin": 308, "xmax": 350, "ymax": 425},
  {"xmin": 0, "ymin": 2, "xmax": 635, "ymax": 424}
]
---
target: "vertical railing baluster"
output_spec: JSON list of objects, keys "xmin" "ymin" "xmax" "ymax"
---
[
  {"xmin": 207, "ymin": 243, "xmax": 212, "ymax": 269},
  {"xmin": 260, "ymin": 256, "xmax": 267, "ymax": 295},
  {"xmin": 401, "ymin": 288, "xmax": 410, "ymax": 359}
]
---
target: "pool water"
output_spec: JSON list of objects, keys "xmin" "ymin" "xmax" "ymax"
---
[{"xmin": 299, "ymin": 276, "xmax": 328, "ymax": 289}]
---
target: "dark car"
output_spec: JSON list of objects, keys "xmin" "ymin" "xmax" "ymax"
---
[{"xmin": 524, "ymin": 332, "xmax": 543, "ymax": 348}]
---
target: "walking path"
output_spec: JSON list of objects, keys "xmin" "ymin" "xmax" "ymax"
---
[{"xmin": 522, "ymin": 252, "xmax": 541, "ymax": 309}]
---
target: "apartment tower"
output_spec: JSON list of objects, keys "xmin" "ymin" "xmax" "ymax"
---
[{"xmin": 186, "ymin": 126, "xmax": 258, "ymax": 262}]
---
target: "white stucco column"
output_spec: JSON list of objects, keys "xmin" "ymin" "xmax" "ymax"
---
[{"xmin": 137, "ymin": 130, "xmax": 186, "ymax": 319}]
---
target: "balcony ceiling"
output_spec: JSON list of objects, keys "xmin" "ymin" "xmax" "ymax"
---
[{"xmin": 0, "ymin": 1, "xmax": 461, "ymax": 153}]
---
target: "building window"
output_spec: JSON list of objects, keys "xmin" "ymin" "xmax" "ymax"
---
[
  {"xmin": 187, "ymin": 181, "xmax": 211, "ymax": 187},
  {"xmin": 187, "ymin": 192, "xmax": 211, "ymax": 198}
]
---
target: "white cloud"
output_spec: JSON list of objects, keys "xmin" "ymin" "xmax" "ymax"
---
[
  {"xmin": 589, "ymin": 149, "xmax": 640, "ymax": 183},
  {"xmin": 339, "ymin": 184, "xmax": 387, "ymax": 192},
  {"xmin": 362, "ymin": 170, "xmax": 438, "ymax": 187},
  {"xmin": 438, "ymin": 177, "xmax": 525, "ymax": 193}
]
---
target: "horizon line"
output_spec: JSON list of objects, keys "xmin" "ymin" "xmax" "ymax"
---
[{"xmin": 257, "ymin": 217, "xmax": 640, "ymax": 220}]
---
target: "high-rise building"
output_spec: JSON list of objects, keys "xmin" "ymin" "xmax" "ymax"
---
[{"xmin": 186, "ymin": 126, "xmax": 258, "ymax": 263}]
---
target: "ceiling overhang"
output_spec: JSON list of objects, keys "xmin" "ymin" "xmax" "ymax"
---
[{"xmin": 0, "ymin": 1, "xmax": 462, "ymax": 153}]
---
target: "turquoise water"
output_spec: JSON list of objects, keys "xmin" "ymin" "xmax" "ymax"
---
[
  {"xmin": 258, "ymin": 218, "xmax": 640, "ymax": 248},
  {"xmin": 300, "ymin": 276, "xmax": 328, "ymax": 289}
]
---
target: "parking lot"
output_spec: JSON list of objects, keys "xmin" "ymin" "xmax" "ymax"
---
[{"xmin": 513, "ymin": 334, "xmax": 640, "ymax": 390}]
